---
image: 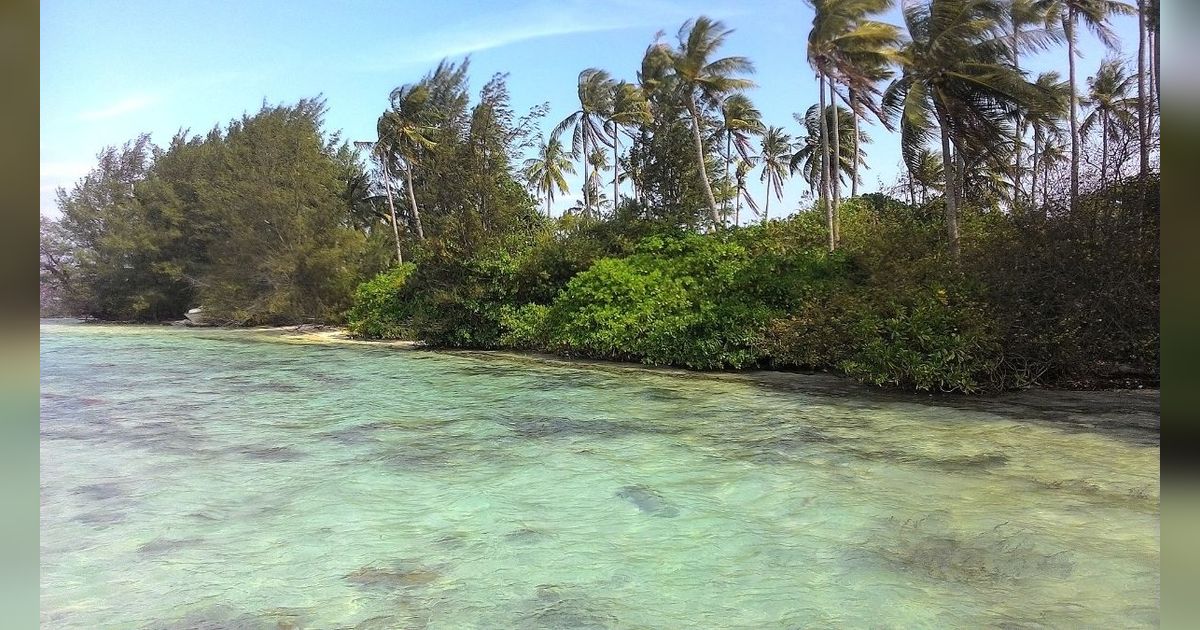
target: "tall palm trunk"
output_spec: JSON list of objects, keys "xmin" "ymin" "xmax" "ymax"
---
[
  {"xmin": 764, "ymin": 172, "xmax": 772, "ymax": 222},
  {"xmin": 685, "ymin": 94, "xmax": 720, "ymax": 226},
  {"xmin": 936, "ymin": 106, "xmax": 960, "ymax": 259},
  {"xmin": 829, "ymin": 79, "xmax": 841, "ymax": 209},
  {"xmin": 725, "ymin": 134, "xmax": 733, "ymax": 220},
  {"xmin": 380, "ymin": 159, "xmax": 403, "ymax": 265},
  {"xmin": 1137, "ymin": 0, "xmax": 1149, "ymax": 194},
  {"xmin": 613, "ymin": 129, "xmax": 621, "ymax": 212},
  {"xmin": 818, "ymin": 73, "xmax": 834, "ymax": 251},
  {"xmin": 1101, "ymin": 111, "xmax": 1109, "ymax": 192},
  {"xmin": 850, "ymin": 88, "xmax": 859, "ymax": 199},
  {"xmin": 1031, "ymin": 128, "xmax": 1040, "ymax": 213},
  {"xmin": 402, "ymin": 162, "xmax": 424, "ymax": 240},
  {"xmin": 582, "ymin": 130, "xmax": 590, "ymax": 217},
  {"xmin": 1066, "ymin": 10, "xmax": 1080, "ymax": 212},
  {"xmin": 1012, "ymin": 9, "xmax": 1023, "ymax": 208}
]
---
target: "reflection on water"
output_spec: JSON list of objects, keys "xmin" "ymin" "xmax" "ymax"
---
[{"xmin": 40, "ymin": 322, "xmax": 1159, "ymax": 628}]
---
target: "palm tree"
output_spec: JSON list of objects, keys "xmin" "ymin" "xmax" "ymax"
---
[
  {"xmin": 734, "ymin": 157, "xmax": 760, "ymax": 225},
  {"xmin": 668, "ymin": 16, "xmax": 756, "ymax": 226},
  {"xmin": 552, "ymin": 68, "xmax": 615, "ymax": 217},
  {"xmin": 758, "ymin": 126, "xmax": 794, "ymax": 222},
  {"xmin": 378, "ymin": 82, "xmax": 438, "ymax": 241},
  {"xmin": 354, "ymin": 140, "xmax": 404, "ymax": 265},
  {"xmin": 1009, "ymin": 0, "xmax": 1061, "ymax": 204},
  {"xmin": 606, "ymin": 81, "xmax": 652, "ymax": 209},
  {"xmin": 807, "ymin": 0, "xmax": 902, "ymax": 247},
  {"xmin": 718, "ymin": 94, "xmax": 765, "ymax": 219},
  {"xmin": 909, "ymin": 148, "xmax": 945, "ymax": 205},
  {"xmin": 883, "ymin": 0, "xmax": 1050, "ymax": 258},
  {"xmin": 1081, "ymin": 57, "xmax": 1138, "ymax": 191},
  {"xmin": 1042, "ymin": 0, "xmax": 1135, "ymax": 210},
  {"xmin": 790, "ymin": 105, "xmax": 865, "ymax": 198},
  {"xmin": 1025, "ymin": 71, "xmax": 1071, "ymax": 211},
  {"xmin": 1037, "ymin": 135, "xmax": 1070, "ymax": 208},
  {"xmin": 522, "ymin": 137, "xmax": 576, "ymax": 217}
]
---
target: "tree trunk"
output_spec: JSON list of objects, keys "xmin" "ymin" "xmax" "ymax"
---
[
  {"xmin": 1012, "ymin": 5, "xmax": 1023, "ymax": 208},
  {"xmin": 614, "ymin": 130, "xmax": 621, "ymax": 212},
  {"xmin": 1031, "ymin": 128, "xmax": 1040, "ymax": 214},
  {"xmin": 402, "ymin": 162, "xmax": 425, "ymax": 240},
  {"xmin": 380, "ymin": 159, "xmax": 403, "ymax": 265},
  {"xmin": 546, "ymin": 191, "xmax": 551, "ymax": 218},
  {"xmin": 1147, "ymin": 22, "xmax": 1156, "ymax": 109},
  {"xmin": 764, "ymin": 173, "xmax": 771, "ymax": 222},
  {"xmin": 937, "ymin": 109, "xmax": 960, "ymax": 260},
  {"xmin": 818, "ymin": 73, "xmax": 834, "ymax": 251},
  {"xmin": 1101, "ymin": 112, "xmax": 1109, "ymax": 193},
  {"xmin": 725, "ymin": 134, "xmax": 733, "ymax": 221},
  {"xmin": 1138, "ymin": 0, "xmax": 1149, "ymax": 194},
  {"xmin": 582, "ymin": 125, "xmax": 590, "ymax": 217},
  {"xmin": 850, "ymin": 88, "xmax": 859, "ymax": 198},
  {"xmin": 1066, "ymin": 10, "xmax": 1080, "ymax": 213},
  {"xmin": 829, "ymin": 79, "xmax": 841, "ymax": 209},
  {"xmin": 686, "ymin": 94, "xmax": 720, "ymax": 226}
]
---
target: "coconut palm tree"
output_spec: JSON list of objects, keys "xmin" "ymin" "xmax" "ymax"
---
[
  {"xmin": 1025, "ymin": 71, "xmax": 1071, "ymax": 211},
  {"xmin": 909, "ymin": 147, "xmax": 945, "ymax": 205},
  {"xmin": 606, "ymin": 81, "xmax": 652, "ymax": 209},
  {"xmin": 1041, "ymin": 0, "xmax": 1135, "ymax": 210},
  {"xmin": 522, "ymin": 137, "xmax": 576, "ymax": 217},
  {"xmin": 790, "ymin": 104, "xmax": 867, "ymax": 197},
  {"xmin": 1009, "ymin": 0, "xmax": 1062, "ymax": 204},
  {"xmin": 718, "ymin": 94, "xmax": 765, "ymax": 218},
  {"xmin": 734, "ymin": 157, "xmax": 760, "ymax": 225},
  {"xmin": 883, "ymin": 0, "xmax": 1050, "ymax": 258},
  {"xmin": 1081, "ymin": 57, "xmax": 1138, "ymax": 191},
  {"xmin": 668, "ymin": 16, "xmax": 756, "ymax": 226},
  {"xmin": 807, "ymin": 0, "xmax": 902, "ymax": 247},
  {"xmin": 552, "ymin": 68, "xmax": 615, "ymax": 217},
  {"xmin": 378, "ymin": 82, "xmax": 438, "ymax": 241},
  {"xmin": 758, "ymin": 126, "xmax": 794, "ymax": 222}
]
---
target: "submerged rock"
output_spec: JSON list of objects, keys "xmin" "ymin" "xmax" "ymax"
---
[
  {"xmin": 615, "ymin": 485, "xmax": 679, "ymax": 518},
  {"xmin": 345, "ymin": 562, "xmax": 442, "ymax": 590}
]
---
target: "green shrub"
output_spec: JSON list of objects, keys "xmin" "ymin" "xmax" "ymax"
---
[
  {"xmin": 345, "ymin": 263, "xmax": 416, "ymax": 339},
  {"xmin": 499, "ymin": 303, "xmax": 549, "ymax": 349},
  {"xmin": 542, "ymin": 234, "xmax": 770, "ymax": 369}
]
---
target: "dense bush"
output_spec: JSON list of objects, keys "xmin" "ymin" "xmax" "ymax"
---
[{"xmin": 345, "ymin": 263, "xmax": 416, "ymax": 339}]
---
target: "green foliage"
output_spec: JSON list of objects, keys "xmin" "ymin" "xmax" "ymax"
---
[
  {"xmin": 346, "ymin": 264, "xmax": 416, "ymax": 339},
  {"xmin": 543, "ymin": 234, "xmax": 771, "ymax": 369}
]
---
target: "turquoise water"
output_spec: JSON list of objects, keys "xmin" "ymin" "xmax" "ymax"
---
[{"xmin": 40, "ymin": 322, "xmax": 1159, "ymax": 628}]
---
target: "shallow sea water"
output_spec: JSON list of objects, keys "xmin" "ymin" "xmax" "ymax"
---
[{"xmin": 40, "ymin": 322, "xmax": 1159, "ymax": 628}]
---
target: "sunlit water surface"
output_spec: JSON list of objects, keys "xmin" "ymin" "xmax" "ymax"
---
[{"xmin": 40, "ymin": 322, "xmax": 1159, "ymax": 628}]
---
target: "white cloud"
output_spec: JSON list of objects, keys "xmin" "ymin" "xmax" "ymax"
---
[
  {"xmin": 360, "ymin": 0, "xmax": 744, "ymax": 71},
  {"xmin": 78, "ymin": 94, "xmax": 160, "ymax": 121}
]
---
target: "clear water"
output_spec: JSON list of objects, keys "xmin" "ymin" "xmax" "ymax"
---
[{"xmin": 40, "ymin": 322, "xmax": 1160, "ymax": 628}]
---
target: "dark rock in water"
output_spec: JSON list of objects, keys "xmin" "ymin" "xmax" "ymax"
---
[
  {"xmin": 74, "ymin": 482, "xmax": 123, "ymax": 501},
  {"xmin": 345, "ymin": 562, "xmax": 442, "ymax": 590},
  {"xmin": 615, "ymin": 485, "xmax": 679, "ymax": 518},
  {"xmin": 137, "ymin": 537, "xmax": 204, "ymax": 555},
  {"xmin": 502, "ymin": 416, "xmax": 623, "ymax": 439},
  {"xmin": 519, "ymin": 584, "xmax": 615, "ymax": 629},
  {"xmin": 505, "ymin": 527, "xmax": 552, "ymax": 544},
  {"xmin": 72, "ymin": 509, "xmax": 126, "ymax": 526},
  {"xmin": 236, "ymin": 445, "xmax": 305, "ymax": 462},
  {"xmin": 145, "ymin": 604, "xmax": 309, "ymax": 630}
]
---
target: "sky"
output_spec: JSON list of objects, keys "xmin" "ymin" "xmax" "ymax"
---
[{"xmin": 40, "ymin": 0, "xmax": 1142, "ymax": 220}]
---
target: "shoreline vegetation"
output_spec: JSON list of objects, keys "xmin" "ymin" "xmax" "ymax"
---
[{"xmin": 41, "ymin": 5, "xmax": 1159, "ymax": 395}]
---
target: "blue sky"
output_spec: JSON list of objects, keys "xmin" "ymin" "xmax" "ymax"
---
[{"xmin": 40, "ymin": 0, "xmax": 1141, "ymax": 219}]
